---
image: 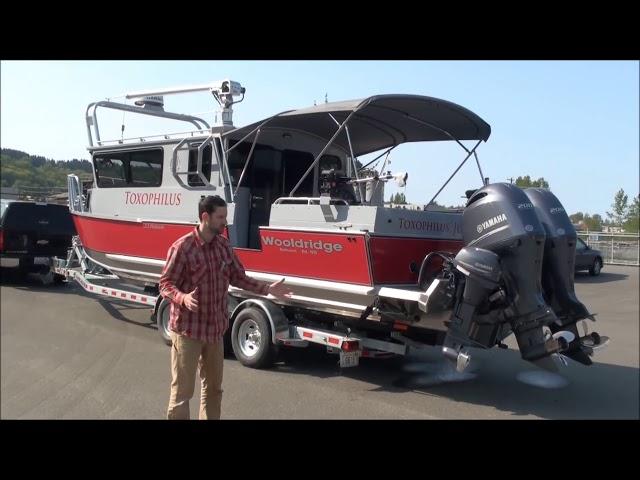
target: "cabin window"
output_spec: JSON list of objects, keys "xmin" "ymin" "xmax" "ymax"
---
[
  {"xmin": 187, "ymin": 144, "xmax": 212, "ymax": 186},
  {"xmin": 94, "ymin": 148, "xmax": 163, "ymax": 188},
  {"xmin": 94, "ymin": 156, "xmax": 127, "ymax": 187},
  {"xmin": 130, "ymin": 150, "xmax": 163, "ymax": 187}
]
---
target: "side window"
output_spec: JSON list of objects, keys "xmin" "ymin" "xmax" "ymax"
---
[
  {"xmin": 187, "ymin": 144, "xmax": 212, "ymax": 186},
  {"xmin": 130, "ymin": 149, "xmax": 163, "ymax": 187},
  {"xmin": 94, "ymin": 149, "xmax": 163, "ymax": 188},
  {"xmin": 576, "ymin": 238, "xmax": 587, "ymax": 250},
  {"xmin": 1, "ymin": 200, "xmax": 13, "ymax": 222},
  {"xmin": 95, "ymin": 155, "xmax": 127, "ymax": 187}
]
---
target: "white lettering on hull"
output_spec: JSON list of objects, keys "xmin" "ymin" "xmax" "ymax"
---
[{"xmin": 262, "ymin": 236, "xmax": 344, "ymax": 254}]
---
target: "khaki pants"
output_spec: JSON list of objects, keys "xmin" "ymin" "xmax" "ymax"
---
[{"xmin": 167, "ymin": 332, "xmax": 224, "ymax": 420}]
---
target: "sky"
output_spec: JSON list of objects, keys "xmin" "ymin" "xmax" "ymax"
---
[{"xmin": 1, "ymin": 60, "xmax": 638, "ymax": 217}]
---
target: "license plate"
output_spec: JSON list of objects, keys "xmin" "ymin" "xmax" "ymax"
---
[{"xmin": 339, "ymin": 351, "xmax": 360, "ymax": 368}]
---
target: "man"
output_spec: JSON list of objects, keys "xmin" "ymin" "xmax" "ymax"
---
[{"xmin": 159, "ymin": 195, "xmax": 292, "ymax": 420}]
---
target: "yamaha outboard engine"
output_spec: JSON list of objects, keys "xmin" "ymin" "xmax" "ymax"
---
[
  {"xmin": 441, "ymin": 246, "xmax": 506, "ymax": 372},
  {"xmin": 524, "ymin": 188, "xmax": 607, "ymax": 365},
  {"xmin": 441, "ymin": 183, "xmax": 581, "ymax": 370}
]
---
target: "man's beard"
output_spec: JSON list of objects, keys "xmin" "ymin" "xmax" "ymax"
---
[{"xmin": 208, "ymin": 223, "xmax": 223, "ymax": 235}]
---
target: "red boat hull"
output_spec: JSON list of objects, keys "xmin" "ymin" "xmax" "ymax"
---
[{"xmin": 72, "ymin": 214, "xmax": 463, "ymax": 286}]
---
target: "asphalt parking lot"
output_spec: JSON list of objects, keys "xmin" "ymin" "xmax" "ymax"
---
[{"xmin": 1, "ymin": 265, "xmax": 638, "ymax": 419}]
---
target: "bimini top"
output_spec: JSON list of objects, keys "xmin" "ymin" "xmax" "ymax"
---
[{"xmin": 224, "ymin": 94, "xmax": 491, "ymax": 157}]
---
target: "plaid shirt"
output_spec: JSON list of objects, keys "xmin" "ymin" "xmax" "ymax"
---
[{"xmin": 159, "ymin": 228, "xmax": 269, "ymax": 343}]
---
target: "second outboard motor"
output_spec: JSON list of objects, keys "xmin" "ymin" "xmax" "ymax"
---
[
  {"xmin": 442, "ymin": 247, "xmax": 505, "ymax": 371},
  {"xmin": 524, "ymin": 188, "xmax": 605, "ymax": 365},
  {"xmin": 443, "ymin": 183, "xmax": 568, "ymax": 367}
]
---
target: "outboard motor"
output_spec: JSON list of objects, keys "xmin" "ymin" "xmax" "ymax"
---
[
  {"xmin": 441, "ymin": 246, "xmax": 506, "ymax": 371},
  {"xmin": 524, "ymin": 188, "xmax": 607, "ymax": 365},
  {"xmin": 441, "ymin": 183, "xmax": 574, "ymax": 370}
]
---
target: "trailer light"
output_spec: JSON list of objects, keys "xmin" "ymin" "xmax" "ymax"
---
[{"xmin": 341, "ymin": 340, "xmax": 360, "ymax": 352}]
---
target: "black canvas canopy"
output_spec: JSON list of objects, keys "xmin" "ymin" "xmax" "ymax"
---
[{"xmin": 224, "ymin": 94, "xmax": 491, "ymax": 157}]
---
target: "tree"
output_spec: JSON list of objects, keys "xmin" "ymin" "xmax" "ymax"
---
[
  {"xmin": 1, "ymin": 149, "xmax": 92, "ymax": 189},
  {"xmin": 606, "ymin": 188, "xmax": 629, "ymax": 227},
  {"xmin": 569, "ymin": 212, "xmax": 584, "ymax": 223},
  {"xmin": 514, "ymin": 175, "xmax": 550, "ymax": 189},
  {"xmin": 584, "ymin": 213, "xmax": 603, "ymax": 231},
  {"xmin": 390, "ymin": 192, "xmax": 407, "ymax": 204},
  {"xmin": 570, "ymin": 212, "xmax": 602, "ymax": 231},
  {"xmin": 623, "ymin": 194, "xmax": 639, "ymax": 233}
]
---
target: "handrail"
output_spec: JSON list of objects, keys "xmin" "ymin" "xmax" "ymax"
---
[
  {"xmin": 86, "ymin": 100, "xmax": 210, "ymax": 147},
  {"xmin": 274, "ymin": 197, "xmax": 349, "ymax": 206},
  {"xmin": 67, "ymin": 174, "xmax": 85, "ymax": 213}
]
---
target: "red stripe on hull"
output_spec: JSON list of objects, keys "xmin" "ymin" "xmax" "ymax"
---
[
  {"xmin": 369, "ymin": 236, "xmax": 463, "ymax": 284},
  {"xmin": 73, "ymin": 216, "xmax": 460, "ymax": 286},
  {"xmin": 72, "ymin": 216, "xmax": 372, "ymax": 285},
  {"xmin": 72, "ymin": 215, "xmax": 193, "ymax": 260}
]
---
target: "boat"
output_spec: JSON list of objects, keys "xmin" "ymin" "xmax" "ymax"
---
[{"xmin": 65, "ymin": 80, "xmax": 607, "ymax": 371}]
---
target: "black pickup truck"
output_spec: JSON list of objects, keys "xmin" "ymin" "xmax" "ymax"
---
[{"xmin": 0, "ymin": 200, "xmax": 76, "ymax": 276}]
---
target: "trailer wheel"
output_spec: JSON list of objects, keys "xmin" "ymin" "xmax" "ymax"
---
[
  {"xmin": 156, "ymin": 298, "xmax": 173, "ymax": 346},
  {"xmin": 231, "ymin": 307, "xmax": 276, "ymax": 369}
]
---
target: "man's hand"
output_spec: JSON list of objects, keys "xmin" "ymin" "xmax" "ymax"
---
[
  {"xmin": 267, "ymin": 278, "xmax": 293, "ymax": 298},
  {"xmin": 182, "ymin": 287, "xmax": 199, "ymax": 312}
]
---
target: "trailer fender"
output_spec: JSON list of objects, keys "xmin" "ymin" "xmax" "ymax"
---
[{"xmin": 230, "ymin": 298, "xmax": 289, "ymax": 345}]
